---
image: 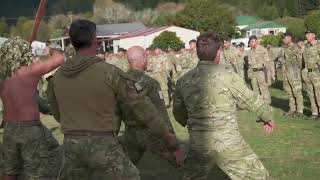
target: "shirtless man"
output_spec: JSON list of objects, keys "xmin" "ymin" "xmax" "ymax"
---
[{"xmin": 0, "ymin": 37, "xmax": 64, "ymax": 180}]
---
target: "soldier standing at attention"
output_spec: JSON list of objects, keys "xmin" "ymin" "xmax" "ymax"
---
[
  {"xmin": 279, "ymin": 32, "xmax": 304, "ymax": 117},
  {"xmin": 120, "ymin": 46, "xmax": 185, "ymax": 168},
  {"xmin": 173, "ymin": 33, "xmax": 273, "ymax": 180},
  {"xmin": 266, "ymin": 42, "xmax": 276, "ymax": 86},
  {"xmin": 221, "ymin": 37, "xmax": 243, "ymax": 77},
  {"xmin": 173, "ymin": 32, "xmax": 274, "ymax": 180},
  {"xmin": 47, "ymin": 20, "xmax": 180, "ymax": 180},
  {"xmin": 248, "ymin": 35, "xmax": 272, "ymax": 104},
  {"xmin": 302, "ymin": 30, "xmax": 320, "ymax": 119},
  {"xmin": 0, "ymin": 37, "xmax": 63, "ymax": 180}
]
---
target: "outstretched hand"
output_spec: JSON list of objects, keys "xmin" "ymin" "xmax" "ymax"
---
[
  {"xmin": 174, "ymin": 148, "xmax": 185, "ymax": 168},
  {"xmin": 257, "ymin": 119, "xmax": 274, "ymax": 134}
]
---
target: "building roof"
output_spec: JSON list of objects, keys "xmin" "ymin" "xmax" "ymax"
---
[
  {"xmin": 113, "ymin": 26, "xmax": 169, "ymax": 40},
  {"xmin": 244, "ymin": 21, "xmax": 287, "ymax": 30},
  {"xmin": 96, "ymin": 22, "xmax": 146, "ymax": 37},
  {"xmin": 236, "ymin": 16, "xmax": 260, "ymax": 26}
]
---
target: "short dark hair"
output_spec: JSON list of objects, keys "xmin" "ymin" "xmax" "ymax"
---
[
  {"xmin": 196, "ymin": 32, "xmax": 221, "ymax": 61},
  {"xmin": 189, "ymin": 39, "xmax": 197, "ymax": 45},
  {"xmin": 118, "ymin": 48, "xmax": 127, "ymax": 53},
  {"xmin": 69, "ymin": 20, "xmax": 96, "ymax": 49}
]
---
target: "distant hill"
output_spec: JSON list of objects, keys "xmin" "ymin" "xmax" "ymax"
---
[{"xmin": 0, "ymin": 0, "xmax": 94, "ymax": 19}]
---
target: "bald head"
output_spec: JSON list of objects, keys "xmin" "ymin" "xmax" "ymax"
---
[{"xmin": 127, "ymin": 46, "xmax": 147, "ymax": 70}]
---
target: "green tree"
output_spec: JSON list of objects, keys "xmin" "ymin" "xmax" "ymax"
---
[
  {"xmin": 172, "ymin": 0, "xmax": 236, "ymax": 38},
  {"xmin": 256, "ymin": 6, "xmax": 280, "ymax": 20},
  {"xmin": 279, "ymin": 17, "xmax": 306, "ymax": 42},
  {"xmin": 150, "ymin": 31, "xmax": 185, "ymax": 51},
  {"xmin": 261, "ymin": 34, "xmax": 283, "ymax": 47},
  {"xmin": 304, "ymin": 10, "xmax": 320, "ymax": 35}
]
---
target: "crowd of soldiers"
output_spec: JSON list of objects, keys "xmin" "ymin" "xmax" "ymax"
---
[
  {"xmin": 220, "ymin": 30, "xmax": 320, "ymax": 119},
  {"xmin": 2, "ymin": 17, "xmax": 320, "ymax": 180}
]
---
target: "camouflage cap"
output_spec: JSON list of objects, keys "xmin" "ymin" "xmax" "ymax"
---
[{"xmin": 0, "ymin": 37, "xmax": 33, "ymax": 80}]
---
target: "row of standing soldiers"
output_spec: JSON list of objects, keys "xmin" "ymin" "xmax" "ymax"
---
[{"xmin": 216, "ymin": 31, "xmax": 320, "ymax": 119}]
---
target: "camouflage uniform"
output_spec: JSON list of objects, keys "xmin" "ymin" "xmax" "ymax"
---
[
  {"xmin": 173, "ymin": 61, "xmax": 272, "ymax": 180},
  {"xmin": 175, "ymin": 50, "xmax": 198, "ymax": 79},
  {"xmin": 106, "ymin": 55, "xmax": 128, "ymax": 72},
  {"xmin": 222, "ymin": 46, "xmax": 243, "ymax": 78},
  {"xmin": 266, "ymin": 48, "xmax": 277, "ymax": 86},
  {"xmin": 279, "ymin": 43, "xmax": 304, "ymax": 114},
  {"xmin": 237, "ymin": 49, "xmax": 250, "ymax": 84},
  {"xmin": 3, "ymin": 121, "xmax": 61, "ymax": 179},
  {"xmin": 120, "ymin": 69, "xmax": 176, "ymax": 165},
  {"xmin": 0, "ymin": 37, "xmax": 60, "ymax": 179},
  {"xmin": 48, "ymin": 54, "xmax": 172, "ymax": 180},
  {"xmin": 60, "ymin": 134, "xmax": 139, "ymax": 180},
  {"xmin": 248, "ymin": 45, "xmax": 271, "ymax": 104},
  {"xmin": 147, "ymin": 55, "xmax": 171, "ymax": 107},
  {"xmin": 302, "ymin": 41, "xmax": 320, "ymax": 117}
]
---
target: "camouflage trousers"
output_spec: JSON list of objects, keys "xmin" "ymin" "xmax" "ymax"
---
[
  {"xmin": 265, "ymin": 61, "xmax": 275, "ymax": 86},
  {"xmin": 283, "ymin": 69, "xmax": 303, "ymax": 113},
  {"xmin": 3, "ymin": 120, "xmax": 61, "ymax": 180},
  {"xmin": 59, "ymin": 133, "xmax": 140, "ymax": 180},
  {"xmin": 120, "ymin": 126, "xmax": 176, "ymax": 166},
  {"xmin": 184, "ymin": 129, "xmax": 269, "ymax": 180},
  {"xmin": 301, "ymin": 69, "xmax": 320, "ymax": 116},
  {"xmin": 251, "ymin": 70, "xmax": 271, "ymax": 104}
]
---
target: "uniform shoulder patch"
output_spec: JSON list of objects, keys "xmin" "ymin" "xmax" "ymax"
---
[{"xmin": 134, "ymin": 82, "xmax": 143, "ymax": 92}]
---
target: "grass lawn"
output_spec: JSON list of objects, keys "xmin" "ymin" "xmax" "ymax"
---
[{"xmin": 40, "ymin": 80, "xmax": 320, "ymax": 180}]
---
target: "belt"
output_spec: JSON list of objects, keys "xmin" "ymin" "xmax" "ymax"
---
[
  {"xmin": 252, "ymin": 67, "xmax": 264, "ymax": 72},
  {"xmin": 64, "ymin": 131, "xmax": 115, "ymax": 137},
  {"xmin": 3, "ymin": 120, "xmax": 41, "ymax": 127}
]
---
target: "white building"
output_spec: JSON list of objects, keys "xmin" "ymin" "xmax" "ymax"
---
[
  {"xmin": 243, "ymin": 21, "xmax": 287, "ymax": 38},
  {"xmin": 112, "ymin": 26, "xmax": 200, "ymax": 52},
  {"xmin": 49, "ymin": 22, "xmax": 146, "ymax": 51},
  {"xmin": 236, "ymin": 16, "xmax": 287, "ymax": 38}
]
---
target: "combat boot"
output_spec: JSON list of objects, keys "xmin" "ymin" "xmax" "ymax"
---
[{"xmin": 309, "ymin": 115, "xmax": 319, "ymax": 120}]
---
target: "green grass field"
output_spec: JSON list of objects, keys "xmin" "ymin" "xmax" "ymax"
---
[{"xmin": 40, "ymin": 80, "xmax": 320, "ymax": 180}]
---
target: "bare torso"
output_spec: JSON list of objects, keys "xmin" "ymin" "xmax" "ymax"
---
[{"xmin": 0, "ymin": 52, "xmax": 64, "ymax": 122}]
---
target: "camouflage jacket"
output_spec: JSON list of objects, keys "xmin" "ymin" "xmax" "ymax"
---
[
  {"xmin": 221, "ymin": 46, "xmax": 241, "ymax": 73},
  {"xmin": 120, "ymin": 69, "xmax": 174, "ymax": 131},
  {"xmin": 248, "ymin": 45, "xmax": 269, "ymax": 69},
  {"xmin": 303, "ymin": 41, "xmax": 320, "ymax": 70},
  {"xmin": 173, "ymin": 61, "xmax": 273, "ymax": 131},
  {"xmin": 279, "ymin": 43, "xmax": 302, "ymax": 70}
]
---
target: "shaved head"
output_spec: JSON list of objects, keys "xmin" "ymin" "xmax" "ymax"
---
[{"xmin": 127, "ymin": 46, "xmax": 147, "ymax": 70}]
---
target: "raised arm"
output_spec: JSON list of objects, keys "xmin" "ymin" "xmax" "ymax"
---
[{"xmin": 19, "ymin": 49, "xmax": 65, "ymax": 77}]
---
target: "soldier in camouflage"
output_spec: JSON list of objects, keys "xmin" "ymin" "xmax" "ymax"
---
[
  {"xmin": 173, "ymin": 32, "xmax": 274, "ymax": 180},
  {"xmin": 221, "ymin": 37, "xmax": 243, "ymax": 78},
  {"xmin": 279, "ymin": 32, "xmax": 304, "ymax": 117},
  {"xmin": 0, "ymin": 37, "xmax": 63, "ymax": 180},
  {"xmin": 302, "ymin": 30, "xmax": 320, "ymax": 119},
  {"xmin": 266, "ymin": 42, "xmax": 276, "ymax": 86},
  {"xmin": 248, "ymin": 35, "xmax": 272, "ymax": 104},
  {"xmin": 146, "ymin": 48, "xmax": 171, "ymax": 107},
  {"xmin": 47, "ymin": 20, "xmax": 180, "ymax": 180},
  {"xmin": 237, "ymin": 42, "xmax": 250, "ymax": 83},
  {"xmin": 120, "ymin": 46, "xmax": 185, "ymax": 168}
]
